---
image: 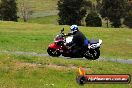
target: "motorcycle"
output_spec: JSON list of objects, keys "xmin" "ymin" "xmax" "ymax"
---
[{"xmin": 47, "ymin": 28, "xmax": 102, "ymax": 60}]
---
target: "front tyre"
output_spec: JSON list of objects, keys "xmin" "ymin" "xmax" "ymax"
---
[
  {"xmin": 90, "ymin": 48, "xmax": 100, "ymax": 60},
  {"xmin": 47, "ymin": 47, "xmax": 61, "ymax": 57}
]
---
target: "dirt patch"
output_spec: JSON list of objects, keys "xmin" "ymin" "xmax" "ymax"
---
[
  {"xmin": 45, "ymin": 64, "xmax": 92, "ymax": 73},
  {"xmin": 14, "ymin": 61, "xmax": 79, "ymax": 70},
  {"xmin": 14, "ymin": 62, "xmax": 42, "ymax": 69},
  {"xmin": 45, "ymin": 64, "xmax": 78, "ymax": 70},
  {"xmin": 14, "ymin": 61, "xmax": 92, "ymax": 72}
]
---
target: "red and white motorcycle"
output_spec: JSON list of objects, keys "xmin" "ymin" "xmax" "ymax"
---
[{"xmin": 47, "ymin": 28, "xmax": 102, "ymax": 60}]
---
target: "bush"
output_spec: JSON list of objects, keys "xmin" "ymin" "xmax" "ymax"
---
[
  {"xmin": 124, "ymin": 15, "xmax": 132, "ymax": 28},
  {"xmin": 85, "ymin": 12, "xmax": 102, "ymax": 27},
  {"xmin": 111, "ymin": 19, "xmax": 122, "ymax": 28},
  {"xmin": 0, "ymin": 0, "xmax": 18, "ymax": 21},
  {"xmin": 57, "ymin": 0, "xmax": 91, "ymax": 25}
]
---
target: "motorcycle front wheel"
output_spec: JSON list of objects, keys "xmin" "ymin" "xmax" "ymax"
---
[{"xmin": 47, "ymin": 47, "xmax": 61, "ymax": 57}]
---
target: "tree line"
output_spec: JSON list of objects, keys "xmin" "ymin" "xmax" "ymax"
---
[
  {"xmin": 0, "ymin": 0, "xmax": 32, "ymax": 22},
  {"xmin": 58, "ymin": 0, "xmax": 132, "ymax": 28},
  {"xmin": 0, "ymin": 0, "xmax": 131, "ymax": 28}
]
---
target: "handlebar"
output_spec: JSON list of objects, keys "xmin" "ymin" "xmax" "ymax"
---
[
  {"xmin": 61, "ymin": 28, "xmax": 64, "ymax": 33},
  {"xmin": 60, "ymin": 28, "xmax": 73, "ymax": 37}
]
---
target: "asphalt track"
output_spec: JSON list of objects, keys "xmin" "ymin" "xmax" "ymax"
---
[{"xmin": 0, "ymin": 51, "xmax": 132, "ymax": 64}]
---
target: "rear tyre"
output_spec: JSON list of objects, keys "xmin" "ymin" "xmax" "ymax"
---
[
  {"xmin": 96, "ymin": 48, "xmax": 100, "ymax": 59},
  {"xmin": 84, "ymin": 48, "xmax": 100, "ymax": 60},
  {"xmin": 47, "ymin": 47, "xmax": 61, "ymax": 57},
  {"xmin": 90, "ymin": 48, "xmax": 100, "ymax": 60}
]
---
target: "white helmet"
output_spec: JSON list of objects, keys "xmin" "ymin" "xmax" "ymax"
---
[{"xmin": 70, "ymin": 25, "xmax": 79, "ymax": 32}]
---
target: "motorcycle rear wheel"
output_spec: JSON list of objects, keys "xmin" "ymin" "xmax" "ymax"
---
[
  {"xmin": 84, "ymin": 48, "xmax": 100, "ymax": 60},
  {"xmin": 47, "ymin": 47, "xmax": 61, "ymax": 57}
]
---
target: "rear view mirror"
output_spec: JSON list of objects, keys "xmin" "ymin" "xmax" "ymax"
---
[{"xmin": 61, "ymin": 28, "xmax": 64, "ymax": 32}]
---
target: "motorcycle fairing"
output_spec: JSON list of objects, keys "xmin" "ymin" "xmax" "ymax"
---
[
  {"xmin": 89, "ymin": 39, "xmax": 102, "ymax": 49},
  {"xmin": 49, "ymin": 43, "xmax": 62, "ymax": 49}
]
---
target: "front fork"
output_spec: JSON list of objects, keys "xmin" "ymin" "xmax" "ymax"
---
[{"xmin": 55, "ymin": 47, "xmax": 63, "ymax": 53}]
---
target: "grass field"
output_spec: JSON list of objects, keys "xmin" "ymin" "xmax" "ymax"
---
[
  {"xmin": 27, "ymin": 15, "xmax": 58, "ymax": 24},
  {"xmin": 0, "ymin": 21, "xmax": 131, "ymax": 59},
  {"xmin": 0, "ymin": 21, "xmax": 132, "ymax": 88},
  {"xmin": 17, "ymin": 0, "xmax": 59, "ymax": 18},
  {"xmin": 0, "ymin": 54, "xmax": 132, "ymax": 88},
  {"xmin": 0, "ymin": 0, "xmax": 131, "ymax": 88},
  {"xmin": 19, "ymin": 15, "xmax": 58, "ymax": 24},
  {"xmin": 17, "ymin": 0, "xmax": 59, "ymax": 12}
]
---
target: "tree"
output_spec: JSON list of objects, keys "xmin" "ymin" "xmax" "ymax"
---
[
  {"xmin": 96, "ymin": 0, "xmax": 102, "ymax": 13},
  {"xmin": 124, "ymin": 15, "xmax": 132, "ymax": 28},
  {"xmin": 100, "ymin": 0, "xmax": 127, "ymax": 28},
  {"xmin": 18, "ymin": 0, "xmax": 33, "ymax": 22},
  {"xmin": 123, "ymin": 1, "xmax": 132, "ymax": 28},
  {"xmin": 57, "ymin": 0, "xmax": 92, "ymax": 25},
  {"xmin": 0, "ymin": 0, "xmax": 18, "ymax": 21},
  {"xmin": 85, "ymin": 11, "xmax": 102, "ymax": 27}
]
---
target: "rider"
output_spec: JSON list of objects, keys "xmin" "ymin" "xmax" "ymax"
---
[{"xmin": 67, "ymin": 25, "xmax": 89, "ymax": 57}]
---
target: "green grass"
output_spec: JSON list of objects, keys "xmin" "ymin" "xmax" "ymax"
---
[
  {"xmin": 17, "ymin": 0, "xmax": 59, "ymax": 12},
  {"xmin": 0, "ymin": 54, "xmax": 131, "ymax": 88},
  {"xmin": 17, "ymin": 0, "xmax": 59, "ymax": 18},
  {"xmin": 0, "ymin": 21, "xmax": 131, "ymax": 88},
  {"xmin": 27, "ymin": 15, "xmax": 58, "ymax": 24},
  {"xmin": 0, "ymin": 1, "xmax": 131, "ymax": 87},
  {"xmin": 0, "ymin": 21, "xmax": 131, "ymax": 59}
]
